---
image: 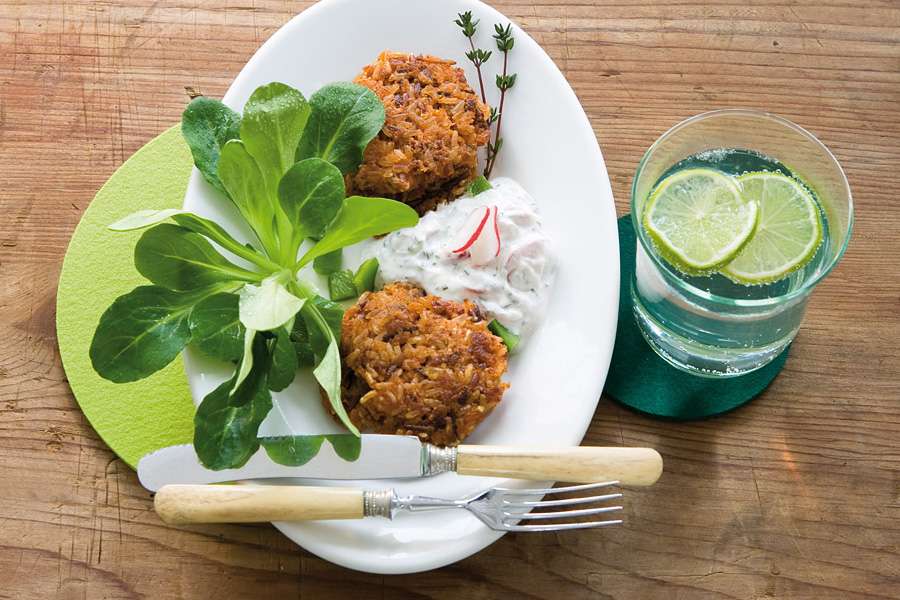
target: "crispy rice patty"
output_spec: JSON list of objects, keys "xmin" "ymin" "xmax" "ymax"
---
[
  {"xmin": 326, "ymin": 282, "xmax": 508, "ymax": 446},
  {"xmin": 349, "ymin": 51, "xmax": 491, "ymax": 214}
]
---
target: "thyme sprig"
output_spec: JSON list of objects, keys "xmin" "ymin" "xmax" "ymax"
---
[
  {"xmin": 455, "ymin": 14, "xmax": 517, "ymax": 178},
  {"xmin": 455, "ymin": 11, "xmax": 489, "ymax": 104},
  {"xmin": 485, "ymin": 23, "xmax": 516, "ymax": 178}
]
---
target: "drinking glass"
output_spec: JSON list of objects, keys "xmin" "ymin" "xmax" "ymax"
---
[{"xmin": 630, "ymin": 109, "xmax": 853, "ymax": 377}]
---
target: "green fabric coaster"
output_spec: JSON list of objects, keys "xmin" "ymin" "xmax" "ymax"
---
[
  {"xmin": 57, "ymin": 126, "xmax": 195, "ymax": 468},
  {"xmin": 603, "ymin": 215, "xmax": 789, "ymax": 420}
]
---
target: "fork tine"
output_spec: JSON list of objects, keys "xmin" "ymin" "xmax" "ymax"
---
[
  {"xmin": 502, "ymin": 492, "xmax": 623, "ymax": 509},
  {"xmin": 503, "ymin": 505, "xmax": 622, "ymax": 521},
  {"xmin": 504, "ymin": 519, "xmax": 624, "ymax": 532},
  {"xmin": 493, "ymin": 481, "xmax": 620, "ymax": 496}
]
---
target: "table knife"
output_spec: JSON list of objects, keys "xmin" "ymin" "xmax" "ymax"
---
[{"xmin": 137, "ymin": 435, "xmax": 662, "ymax": 492}]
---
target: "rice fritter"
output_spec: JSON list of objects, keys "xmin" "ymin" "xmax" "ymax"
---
[
  {"xmin": 325, "ymin": 282, "xmax": 508, "ymax": 446},
  {"xmin": 349, "ymin": 51, "xmax": 492, "ymax": 214}
]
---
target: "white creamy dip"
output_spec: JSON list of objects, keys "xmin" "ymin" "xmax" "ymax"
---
[{"xmin": 363, "ymin": 177, "xmax": 556, "ymax": 342}]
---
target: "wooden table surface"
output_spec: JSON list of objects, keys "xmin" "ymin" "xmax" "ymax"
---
[{"xmin": 1, "ymin": 1, "xmax": 899, "ymax": 598}]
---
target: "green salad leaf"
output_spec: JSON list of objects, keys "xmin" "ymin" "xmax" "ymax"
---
[
  {"xmin": 91, "ymin": 80, "xmax": 421, "ymax": 470},
  {"xmin": 193, "ymin": 334, "xmax": 272, "ymax": 470},
  {"xmin": 171, "ymin": 213, "xmax": 279, "ymax": 271},
  {"xmin": 90, "ymin": 285, "xmax": 213, "ymax": 383},
  {"xmin": 313, "ymin": 336, "xmax": 358, "ymax": 436},
  {"xmin": 240, "ymin": 82, "xmax": 310, "ymax": 200},
  {"xmin": 297, "ymin": 82, "xmax": 386, "ymax": 174},
  {"xmin": 218, "ymin": 140, "xmax": 280, "ymax": 257},
  {"xmin": 181, "ymin": 97, "xmax": 242, "ymax": 193},
  {"xmin": 109, "ymin": 208, "xmax": 184, "ymax": 231},
  {"xmin": 259, "ymin": 434, "xmax": 361, "ymax": 466},
  {"xmin": 298, "ymin": 196, "xmax": 418, "ymax": 267},
  {"xmin": 259, "ymin": 434, "xmax": 325, "ymax": 466},
  {"xmin": 231, "ymin": 328, "xmax": 257, "ymax": 393},
  {"xmin": 238, "ymin": 275, "xmax": 305, "ymax": 332},
  {"xmin": 134, "ymin": 223, "xmax": 261, "ymax": 291},
  {"xmin": 188, "ymin": 292, "xmax": 245, "ymax": 362},
  {"xmin": 278, "ymin": 157, "xmax": 345, "ymax": 242},
  {"xmin": 268, "ymin": 327, "xmax": 299, "ymax": 392}
]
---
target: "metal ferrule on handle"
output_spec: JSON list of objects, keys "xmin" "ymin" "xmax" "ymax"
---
[{"xmin": 420, "ymin": 444, "xmax": 458, "ymax": 476}]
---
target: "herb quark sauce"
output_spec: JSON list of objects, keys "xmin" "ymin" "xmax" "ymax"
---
[{"xmin": 364, "ymin": 177, "xmax": 556, "ymax": 344}]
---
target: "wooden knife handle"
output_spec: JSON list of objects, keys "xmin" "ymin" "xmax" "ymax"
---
[
  {"xmin": 154, "ymin": 485, "xmax": 365, "ymax": 525},
  {"xmin": 456, "ymin": 446, "xmax": 663, "ymax": 486}
]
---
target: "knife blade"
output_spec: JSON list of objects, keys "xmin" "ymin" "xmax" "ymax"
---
[
  {"xmin": 138, "ymin": 436, "xmax": 663, "ymax": 492},
  {"xmin": 138, "ymin": 435, "xmax": 423, "ymax": 492}
]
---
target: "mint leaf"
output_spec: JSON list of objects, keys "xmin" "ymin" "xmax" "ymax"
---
[
  {"xmin": 181, "ymin": 97, "xmax": 241, "ymax": 193},
  {"xmin": 297, "ymin": 82, "xmax": 385, "ymax": 174}
]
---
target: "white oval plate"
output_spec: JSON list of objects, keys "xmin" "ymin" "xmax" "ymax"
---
[{"xmin": 182, "ymin": 0, "xmax": 618, "ymax": 574}]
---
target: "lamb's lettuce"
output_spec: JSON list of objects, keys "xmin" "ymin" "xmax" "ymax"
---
[
  {"xmin": 193, "ymin": 334, "xmax": 272, "ymax": 470},
  {"xmin": 298, "ymin": 196, "xmax": 418, "ymax": 267},
  {"xmin": 134, "ymin": 223, "xmax": 261, "ymax": 291},
  {"xmin": 267, "ymin": 327, "xmax": 298, "ymax": 392},
  {"xmin": 181, "ymin": 98, "xmax": 241, "ymax": 194},
  {"xmin": 238, "ymin": 275, "xmax": 305, "ymax": 331},
  {"xmin": 90, "ymin": 81, "xmax": 419, "ymax": 470},
  {"xmin": 90, "ymin": 285, "xmax": 219, "ymax": 383},
  {"xmin": 259, "ymin": 434, "xmax": 361, "ymax": 466},
  {"xmin": 297, "ymin": 82, "xmax": 386, "ymax": 174},
  {"xmin": 278, "ymin": 158, "xmax": 345, "ymax": 242},
  {"xmin": 188, "ymin": 292, "xmax": 244, "ymax": 362}
]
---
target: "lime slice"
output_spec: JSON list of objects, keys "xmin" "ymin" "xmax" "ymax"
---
[
  {"xmin": 721, "ymin": 172, "xmax": 822, "ymax": 284},
  {"xmin": 643, "ymin": 168, "xmax": 758, "ymax": 272}
]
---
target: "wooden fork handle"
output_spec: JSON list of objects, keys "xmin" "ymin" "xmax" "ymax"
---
[
  {"xmin": 154, "ymin": 485, "xmax": 365, "ymax": 525},
  {"xmin": 456, "ymin": 446, "xmax": 663, "ymax": 486}
]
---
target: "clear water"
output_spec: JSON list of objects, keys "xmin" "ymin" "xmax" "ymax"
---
[{"xmin": 633, "ymin": 147, "xmax": 832, "ymax": 376}]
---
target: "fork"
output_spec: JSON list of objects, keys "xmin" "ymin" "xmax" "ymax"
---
[{"xmin": 154, "ymin": 481, "xmax": 624, "ymax": 531}]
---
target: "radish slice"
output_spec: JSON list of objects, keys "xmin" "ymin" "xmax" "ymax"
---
[
  {"xmin": 491, "ymin": 205, "xmax": 501, "ymax": 257},
  {"xmin": 450, "ymin": 207, "xmax": 491, "ymax": 254},
  {"xmin": 449, "ymin": 205, "xmax": 501, "ymax": 266}
]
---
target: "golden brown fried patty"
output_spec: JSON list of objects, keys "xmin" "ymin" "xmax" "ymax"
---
[
  {"xmin": 327, "ymin": 283, "xmax": 508, "ymax": 446},
  {"xmin": 349, "ymin": 51, "xmax": 491, "ymax": 214}
]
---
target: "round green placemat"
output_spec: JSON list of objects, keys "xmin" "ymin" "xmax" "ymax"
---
[
  {"xmin": 57, "ymin": 126, "xmax": 195, "ymax": 468},
  {"xmin": 603, "ymin": 215, "xmax": 789, "ymax": 420}
]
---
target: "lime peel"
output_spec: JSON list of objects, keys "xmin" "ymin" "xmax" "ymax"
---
[
  {"xmin": 720, "ymin": 171, "xmax": 823, "ymax": 285},
  {"xmin": 642, "ymin": 168, "xmax": 759, "ymax": 273}
]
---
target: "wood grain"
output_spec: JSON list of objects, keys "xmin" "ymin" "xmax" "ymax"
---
[{"xmin": 1, "ymin": 0, "xmax": 898, "ymax": 598}]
